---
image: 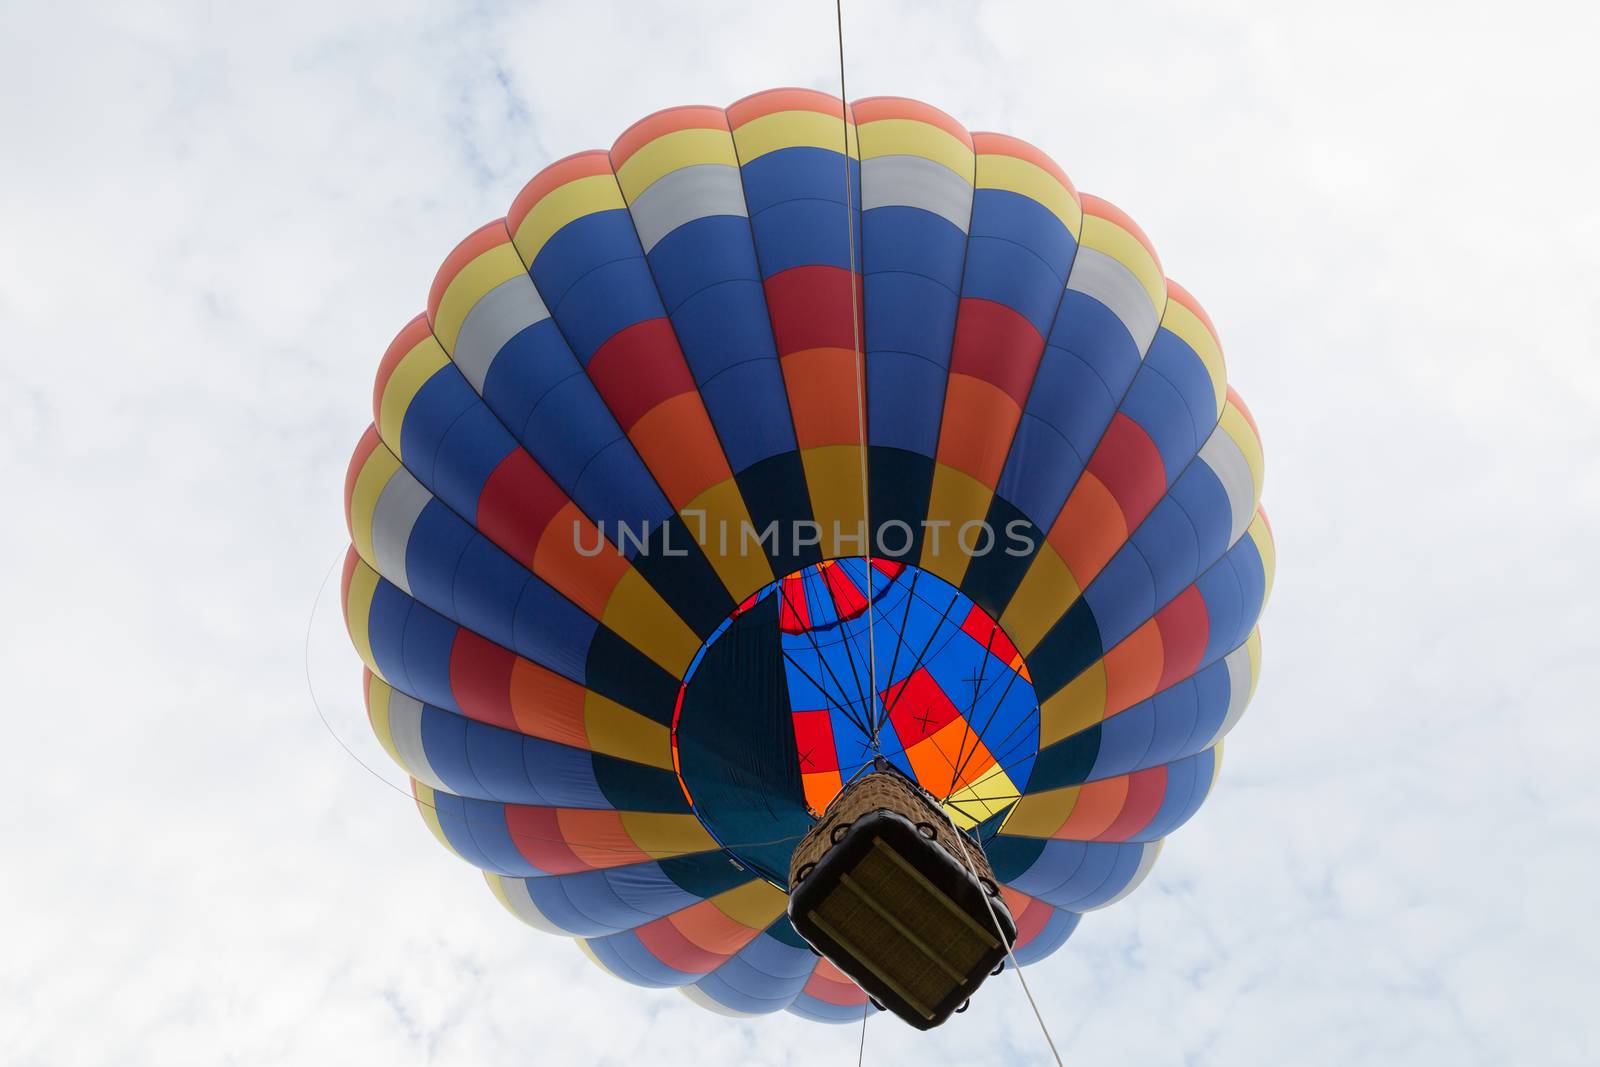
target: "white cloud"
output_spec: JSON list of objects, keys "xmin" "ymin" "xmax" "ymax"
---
[{"xmin": 2, "ymin": 0, "xmax": 1597, "ymax": 1063}]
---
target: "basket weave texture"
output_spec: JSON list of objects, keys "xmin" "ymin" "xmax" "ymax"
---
[{"xmin": 788, "ymin": 770, "xmax": 1000, "ymax": 890}]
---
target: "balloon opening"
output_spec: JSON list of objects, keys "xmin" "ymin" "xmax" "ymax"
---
[{"xmin": 670, "ymin": 558, "xmax": 1041, "ymax": 886}]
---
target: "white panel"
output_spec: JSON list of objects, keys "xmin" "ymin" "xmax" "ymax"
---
[
  {"xmin": 628, "ymin": 163, "xmax": 748, "ymax": 253},
  {"xmin": 860, "ymin": 154, "xmax": 973, "ymax": 232}
]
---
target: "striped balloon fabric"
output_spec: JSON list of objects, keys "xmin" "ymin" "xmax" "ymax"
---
[{"xmin": 342, "ymin": 88, "xmax": 1273, "ymax": 1023}]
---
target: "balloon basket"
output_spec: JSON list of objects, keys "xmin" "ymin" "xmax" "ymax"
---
[{"xmin": 786, "ymin": 768, "xmax": 1016, "ymax": 1029}]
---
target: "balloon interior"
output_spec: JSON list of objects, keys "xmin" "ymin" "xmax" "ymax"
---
[{"xmin": 342, "ymin": 88, "xmax": 1274, "ymax": 1027}]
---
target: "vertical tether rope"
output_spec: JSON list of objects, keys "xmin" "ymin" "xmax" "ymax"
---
[{"xmin": 835, "ymin": 0, "xmax": 880, "ymax": 749}]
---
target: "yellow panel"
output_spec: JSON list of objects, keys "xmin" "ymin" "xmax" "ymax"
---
[
  {"xmin": 600, "ymin": 568, "xmax": 700, "ymax": 678},
  {"xmin": 732, "ymin": 110, "xmax": 856, "ymax": 162},
  {"xmin": 857, "ymin": 118, "xmax": 973, "ymax": 178},
  {"xmin": 1248, "ymin": 512, "xmax": 1276, "ymax": 599},
  {"xmin": 1210, "ymin": 740, "xmax": 1226, "ymax": 789},
  {"xmin": 583, "ymin": 691, "xmax": 674, "ymax": 770},
  {"xmin": 800, "ymin": 445, "xmax": 866, "ymax": 559},
  {"xmin": 1039, "ymin": 665, "xmax": 1108, "ymax": 746},
  {"xmin": 482, "ymin": 871, "xmax": 522, "ymax": 918},
  {"xmin": 944, "ymin": 762, "xmax": 1020, "ymax": 830},
  {"xmin": 619, "ymin": 811, "xmax": 718, "ymax": 860},
  {"xmin": 918, "ymin": 463, "xmax": 994, "ymax": 587},
  {"xmin": 616, "ymin": 128, "xmax": 739, "ymax": 201},
  {"xmin": 1244, "ymin": 628, "xmax": 1263, "ymax": 703},
  {"xmin": 1219, "ymin": 403, "xmax": 1265, "ymax": 498},
  {"xmin": 377, "ymin": 335, "xmax": 449, "ymax": 451},
  {"xmin": 976, "ymin": 154, "xmax": 1081, "ymax": 235},
  {"xmin": 1080, "ymin": 214, "xmax": 1165, "ymax": 311},
  {"xmin": 365, "ymin": 674, "xmax": 405, "ymax": 771},
  {"xmin": 412, "ymin": 782, "xmax": 455, "ymax": 854},
  {"xmin": 996, "ymin": 785, "xmax": 1079, "ymax": 838},
  {"xmin": 681, "ymin": 481, "xmax": 776, "ymax": 602},
  {"xmin": 343, "ymin": 557, "xmax": 382, "ymax": 677},
  {"xmin": 433, "ymin": 242, "xmax": 527, "ymax": 353},
  {"xmin": 999, "ymin": 544, "xmax": 1081, "ymax": 656},
  {"xmin": 510, "ymin": 174, "xmax": 627, "ymax": 265},
  {"xmin": 708, "ymin": 880, "xmax": 788, "ymax": 929},
  {"xmin": 1159, "ymin": 299, "xmax": 1226, "ymax": 416},
  {"xmin": 348, "ymin": 447, "xmax": 400, "ymax": 566}
]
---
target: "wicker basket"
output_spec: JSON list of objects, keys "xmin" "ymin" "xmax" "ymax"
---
[{"xmin": 788, "ymin": 769, "xmax": 1002, "ymax": 898}]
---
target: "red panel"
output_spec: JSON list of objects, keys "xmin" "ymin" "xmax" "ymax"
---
[
  {"xmin": 820, "ymin": 562, "xmax": 869, "ymax": 619},
  {"xmin": 791, "ymin": 710, "xmax": 838, "ymax": 772},
  {"xmin": 475, "ymin": 450, "xmax": 568, "ymax": 570},
  {"xmin": 960, "ymin": 604, "xmax": 1021, "ymax": 667},
  {"xmin": 586, "ymin": 317, "xmax": 697, "ymax": 431},
  {"xmin": 633, "ymin": 912, "xmax": 730, "ymax": 975},
  {"xmin": 778, "ymin": 575, "xmax": 810, "ymax": 632},
  {"xmin": 883, "ymin": 668, "xmax": 960, "ymax": 745},
  {"xmin": 802, "ymin": 966, "xmax": 868, "ymax": 1006},
  {"xmin": 449, "ymin": 629, "xmax": 519, "ymax": 731},
  {"xmin": 1154, "ymin": 586, "xmax": 1210, "ymax": 692},
  {"xmin": 504, "ymin": 805, "xmax": 587, "ymax": 874},
  {"xmin": 1086, "ymin": 414, "xmax": 1167, "ymax": 528},
  {"xmin": 1095, "ymin": 766, "xmax": 1168, "ymax": 842},
  {"xmin": 948, "ymin": 298, "xmax": 1045, "ymax": 406},
  {"xmin": 763, "ymin": 266, "xmax": 861, "ymax": 354}
]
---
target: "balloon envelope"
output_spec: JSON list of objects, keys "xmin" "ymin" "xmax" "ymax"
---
[{"xmin": 343, "ymin": 88, "xmax": 1273, "ymax": 1022}]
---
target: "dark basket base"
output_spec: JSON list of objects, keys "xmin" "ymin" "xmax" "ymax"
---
[{"xmin": 788, "ymin": 808, "xmax": 1017, "ymax": 1030}]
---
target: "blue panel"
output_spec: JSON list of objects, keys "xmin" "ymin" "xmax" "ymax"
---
[
  {"xmin": 1188, "ymin": 658, "xmax": 1234, "ymax": 749},
  {"xmin": 861, "ymin": 207, "xmax": 966, "ymax": 290},
  {"xmin": 647, "ymin": 216, "xmax": 762, "ymax": 312},
  {"xmin": 398, "ymin": 369, "xmax": 479, "ymax": 490},
  {"xmin": 459, "ymin": 795, "xmax": 536, "ymax": 876},
  {"xmin": 416, "ymin": 704, "xmax": 479, "ymax": 795},
  {"xmin": 670, "ymin": 278, "xmax": 780, "ymax": 382},
  {"xmin": 549, "ymin": 258, "xmax": 664, "ymax": 363},
  {"xmin": 1139, "ymin": 752, "xmax": 1206, "ymax": 840},
  {"xmin": 530, "ymin": 211, "xmax": 644, "ymax": 308},
  {"xmin": 739, "ymin": 147, "xmax": 851, "ymax": 214},
  {"xmin": 1049, "ymin": 289, "xmax": 1145, "ymax": 391},
  {"xmin": 364, "ymin": 579, "xmax": 416, "ymax": 697},
  {"xmin": 1082, "ymin": 545, "xmax": 1156, "ymax": 648},
  {"xmin": 1120, "ymin": 367, "xmax": 1197, "ymax": 482},
  {"xmin": 402, "ymin": 501, "xmax": 473, "ymax": 626},
  {"xmin": 1089, "ymin": 700, "xmax": 1156, "ymax": 780},
  {"xmin": 968, "ymin": 189, "xmax": 1075, "ymax": 280},
  {"xmin": 510, "ymin": 578, "xmax": 597, "ymax": 683},
  {"xmin": 995, "ymin": 415, "xmax": 1084, "ymax": 531},
  {"xmin": 479, "ymin": 320, "xmax": 576, "ymax": 434},
  {"xmin": 1071, "ymin": 838, "xmax": 1150, "ymax": 908},
  {"xmin": 447, "ymin": 534, "xmax": 526, "ymax": 649},
  {"xmin": 1144, "ymin": 329, "xmax": 1220, "ymax": 445},
  {"xmin": 396, "ymin": 595, "xmax": 461, "ymax": 710},
  {"xmin": 787, "ymin": 991, "xmax": 869, "ymax": 1024},
  {"xmin": 695, "ymin": 361, "xmax": 795, "ymax": 472},
  {"xmin": 1168, "ymin": 461, "xmax": 1234, "ymax": 567},
  {"xmin": 958, "ymin": 236, "xmax": 1064, "ymax": 335},
  {"xmin": 1197, "ymin": 555, "xmax": 1248, "ymax": 663},
  {"xmin": 748, "ymin": 200, "xmax": 853, "ymax": 275},
  {"xmin": 866, "ymin": 350, "xmax": 946, "ymax": 456},
  {"xmin": 1130, "ymin": 498, "xmax": 1202, "ymax": 605},
  {"xmin": 431, "ymin": 404, "xmax": 516, "ymax": 524},
  {"xmin": 518, "ymin": 371, "xmax": 629, "ymax": 494}
]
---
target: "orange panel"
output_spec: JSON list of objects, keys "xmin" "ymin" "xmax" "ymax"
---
[
  {"xmin": 935, "ymin": 375, "xmax": 1022, "ymax": 487},
  {"xmin": 532, "ymin": 502, "xmax": 630, "ymax": 620},
  {"xmin": 507, "ymin": 661, "xmax": 589, "ymax": 747},
  {"xmin": 780, "ymin": 346, "xmax": 862, "ymax": 448},
  {"xmin": 627, "ymin": 392, "xmax": 733, "ymax": 506},
  {"xmin": 1102, "ymin": 621, "xmax": 1166, "ymax": 717},
  {"xmin": 1054, "ymin": 776, "xmax": 1130, "ymax": 840},
  {"xmin": 1049, "ymin": 472, "xmax": 1127, "ymax": 585}
]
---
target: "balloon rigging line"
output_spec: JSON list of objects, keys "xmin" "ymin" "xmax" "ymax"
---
[
  {"xmin": 802, "ymin": 567, "xmax": 873, "ymax": 721},
  {"xmin": 871, "ymin": 565, "xmax": 920, "ymax": 739},
  {"xmin": 947, "ymin": 639, "xmax": 1032, "ymax": 801},
  {"xmin": 943, "ymin": 815, "xmax": 1066, "ymax": 1066},
  {"xmin": 856, "ymin": 994, "xmax": 870, "ymax": 1067},
  {"xmin": 776, "ymin": 575, "xmax": 878, "ymax": 741},
  {"xmin": 834, "ymin": 0, "xmax": 880, "ymax": 756}
]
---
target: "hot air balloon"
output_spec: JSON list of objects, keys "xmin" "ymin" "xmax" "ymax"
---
[{"xmin": 342, "ymin": 87, "xmax": 1273, "ymax": 1024}]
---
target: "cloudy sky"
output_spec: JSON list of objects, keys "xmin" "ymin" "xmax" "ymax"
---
[{"xmin": 4, "ymin": 0, "xmax": 1597, "ymax": 1063}]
